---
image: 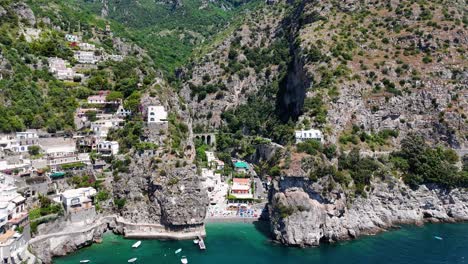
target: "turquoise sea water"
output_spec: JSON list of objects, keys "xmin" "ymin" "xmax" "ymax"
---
[{"xmin": 54, "ymin": 222, "xmax": 468, "ymax": 264}]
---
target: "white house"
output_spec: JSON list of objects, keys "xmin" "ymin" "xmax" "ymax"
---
[
  {"xmin": 205, "ymin": 151, "xmax": 215, "ymax": 163},
  {"xmin": 57, "ymin": 187, "xmax": 96, "ymax": 212},
  {"xmin": 0, "ymin": 134, "xmax": 18, "ymax": 152},
  {"xmin": 147, "ymin": 106, "xmax": 168, "ymax": 124},
  {"xmin": 97, "ymin": 141, "xmax": 119, "ymax": 156},
  {"xmin": 15, "ymin": 131, "xmax": 38, "ymax": 152},
  {"xmin": 0, "ymin": 181, "xmax": 29, "ymax": 263},
  {"xmin": 65, "ymin": 34, "xmax": 79, "ymax": 42},
  {"xmin": 48, "ymin": 57, "xmax": 81, "ymax": 80},
  {"xmin": 74, "ymin": 51, "xmax": 98, "ymax": 64},
  {"xmin": 115, "ymin": 105, "xmax": 131, "ymax": 117},
  {"xmin": 38, "ymin": 138, "xmax": 76, "ymax": 157},
  {"xmin": 78, "ymin": 42, "xmax": 96, "ymax": 51},
  {"xmin": 86, "ymin": 91, "xmax": 120, "ymax": 104},
  {"xmin": 107, "ymin": 54, "xmax": 124, "ymax": 62},
  {"xmin": 91, "ymin": 118, "xmax": 124, "ymax": 138},
  {"xmin": 46, "ymin": 153, "xmax": 90, "ymax": 170},
  {"xmin": 295, "ymin": 129, "xmax": 323, "ymax": 143},
  {"xmin": 0, "ymin": 156, "xmax": 31, "ymax": 173}
]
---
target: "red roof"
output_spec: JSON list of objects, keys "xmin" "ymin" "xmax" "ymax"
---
[{"xmin": 233, "ymin": 178, "xmax": 250, "ymax": 185}]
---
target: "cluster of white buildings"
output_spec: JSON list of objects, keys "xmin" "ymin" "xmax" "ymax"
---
[
  {"xmin": 0, "ymin": 175, "xmax": 29, "ymax": 263},
  {"xmin": 0, "ymin": 131, "xmax": 94, "ymax": 174},
  {"xmin": 47, "ymin": 57, "xmax": 83, "ymax": 81},
  {"xmin": 0, "ymin": 131, "xmax": 38, "ymax": 153},
  {"xmin": 74, "ymin": 51, "xmax": 99, "ymax": 64}
]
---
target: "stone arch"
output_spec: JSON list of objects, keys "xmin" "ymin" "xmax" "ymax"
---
[{"xmin": 207, "ymin": 135, "xmax": 212, "ymax": 145}]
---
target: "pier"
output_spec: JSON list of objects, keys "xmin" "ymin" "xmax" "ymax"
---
[{"xmin": 198, "ymin": 235, "xmax": 206, "ymax": 250}]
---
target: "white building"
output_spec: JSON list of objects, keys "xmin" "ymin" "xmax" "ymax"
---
[
  {"xmin": 15, "ymin": 131, "xmax": 38, "ymax": 153},
  {"xmin": 46, "ymin": 153, "xmax": 90, "ymax": 170},
  {"xmin": 205, "ymin": 151, "xmax": 215, "ymax": 163},
  {"xmin": 38, "ymin": 138, "xmax": 76, "ymax": 157},
  {"xmin": 103, "ymin": 54, "xmax": 124, "ymax": 62},
  {"xmin": 78, "ymin": 42, "xmax": 96, "ymax": 51},
  {"xmin": 74, "ymin": 51, "xmax": 98, "ymax": 64},
  {"xmin": 0, "ymin": 181, "xmax": 29, "ymax": 264},
  {"xmin": 0, "ymin": 157, "xmax": 31, "ymax": 173},
  {"xmin": 147, "ymin": 106, "xmax": 168, "ymax": 124},
  {"xmin": 97, "ymin": 141, "xmax": 119, "ymax": 156},
  {"xmin": 56, "ymin": 187, "xmax": 96, "ymax": 212},
  {"xmin": 91, "ymin": 118, "xmax": 124, "ymax": 138},
  {"xmin": 115, "ymin": 105, "xmax": 131, "ymax": 117},
  {"xmin": 86, "ymin": 91, "xmax": 120, "ymax": 105},
  {"xmin": 48, "ymin": 57, "xmax": 82, "ymax": 81},
  {"xmin": 65, "ymin": 34, "xmax": 79, "ymax": 42},
  {"xmin": 0, "ymin": 134, "xmax": 18, "ymax": 152},
  {"xmin": 294, "ymin": 129, "xmax": 323, "ymax": 143}
]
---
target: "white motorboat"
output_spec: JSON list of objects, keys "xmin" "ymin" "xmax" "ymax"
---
[
  {"xmin": 193, "ymin": 239, "xmax": 199, "ymax": 244},
  {"xmin": 175, "ymin": 248, "xmax": 182, "ymax": 254},
  {"xmin": 128, "ymin": 258, "xmax": 137, "ymax": 263},
  {"xmin": 132, "ymin": 241, "xmax": 141, "ymax": 248},
  {"xmin": 79, "ymin": 260, "xmax": 90, "ymax": 263},
  {"xmin": 181, "ymin": 256, "xmax": 188, "ymax": 264}
]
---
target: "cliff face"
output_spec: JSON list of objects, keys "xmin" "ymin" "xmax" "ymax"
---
[
  {"xmin": 269, "ymin": 176, "xmax": 468, "ymax": 246},
  {"xmin": 111, "ymin": 95, "xmax": 208, "ymax": 230}
]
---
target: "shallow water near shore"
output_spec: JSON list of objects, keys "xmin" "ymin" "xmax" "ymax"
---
[{"xmin": 54, "ymin": 222, "xmax": 468, "ymax": 264}]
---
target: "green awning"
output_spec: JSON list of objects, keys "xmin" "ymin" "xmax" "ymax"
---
[
  {"xmin": 50, "ymin": 172, "xmax": 65, "ymax": 178},
  {"xmin": 234, "ymin": 161, "xmax": 249, "ymax": 169}
]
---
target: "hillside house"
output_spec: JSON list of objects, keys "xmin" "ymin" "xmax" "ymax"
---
[
  {"xmin": 65, "ymin": 34, "xmax": 79, "ymax": 42},
  {"xmin": 0, "ymin": 135, "xmax": 18, "ymax": 153},
  {"xmin": 91, "ymin": 118, "xmax": 124, "ymax": 138},
  {"xmin": 147, "ymin": 106, "xmax": 168, "ymax": 124},
  {"xmin": 74, "ymin": 51, "xmax": 98, "ymax": 64},
  {"xmin": 234, "ymin": 161, "xmax": 249, "ymax": 173},
  {"xmin": 57, "ymin": 187, "xmax": 96, "ymax": 212},
  {"xmin": 294, "ymin": 129, "xmax": 323, "ymax": 143},
  {"xmin": 0, "ymin": 181, "xmax": 29, "ymax": 263},
  {"xmin": 97, "ymin": 141, "xmax": 119, "ymax": 156},
  {"xmin": 86, "ymin": 91, "xmax": 120, "ymax": 104},
  {"xmin": 15, "ymin": 131, "xmax": 38, "ymax": 153},
  {"xmin": 115, "ymin": 105, "xmax": 131, "ymax": 117},
  {"xmin": 230, "ymin": 178, "xmax": 253, "ymax": 199},
  {"xmin": 78, "ymin": 42, "xmax": 96, "ymax": 51}
]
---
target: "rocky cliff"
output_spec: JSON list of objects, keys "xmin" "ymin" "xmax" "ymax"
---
[{"xmin": 269, "ymin": 175, "xmax": 468, "ymax": 246}]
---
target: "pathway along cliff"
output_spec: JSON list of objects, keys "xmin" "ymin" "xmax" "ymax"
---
[
  {"xmin": 28, "ymin": 215, "xmax": 206, "ymax": 263},
  {"xmin": 268, "ymin": 176, "xmax": 468, "ymax": 246}
]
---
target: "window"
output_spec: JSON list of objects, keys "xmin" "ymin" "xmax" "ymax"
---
[
  {"xmin": 150, "ymin": 118, "xmax": 155, "ymax": 122},
  {"xmin": 150, "ymin": 112, "xmax": 155, "ymax": 115}
]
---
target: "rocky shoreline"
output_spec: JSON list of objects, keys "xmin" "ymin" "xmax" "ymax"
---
[
  {"xmin": 28, "ymin": 216, "xmax": 205, "ymax": 264},
  {"xmin": 268, "ymin": 176, "xmax": 468, "ymax": 247}
]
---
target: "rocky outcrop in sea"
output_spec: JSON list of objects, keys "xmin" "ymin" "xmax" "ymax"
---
[{"xmin": 268, "ymin": 176, "xmax": 468, "ymax": 246}]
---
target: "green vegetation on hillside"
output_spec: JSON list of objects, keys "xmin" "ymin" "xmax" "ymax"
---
[
  {"xmin": 60, "ymin": 0, "xmax": 259, "ymax": 73},
  {"xmin": 391, "ymin": 134, "xmax": 467, "ymax": 188}
]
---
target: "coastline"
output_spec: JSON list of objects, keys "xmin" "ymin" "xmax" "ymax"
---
[
  {"xmin": 27, "ymin": 215, "xmax": 205, "ymax": 263},
  {"xmin": 204, "ymin": 217, "xmax": 262, "ymax": 223},
  {"xmin": 28, "ymin": 213, "xmax": 468, "ymax": 263}
]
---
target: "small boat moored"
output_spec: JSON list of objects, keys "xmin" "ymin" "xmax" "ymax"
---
[
  {"xmin": 128, "ymin": 258, "xmax": 137, "ymax": 263},
  {"xmin": 79, "ymin": 260, "xmax": 90, "ymax": 263},
  {"xmin": 175, "ymin": 248, "xmax": 182, "ymax": 254},
  {"xmin": 132, "ymin": 241, "xmax": 142, "ymax": 248},
  {"xmin": 434, "ymin": 236, "xmax": 443, "ymax": 240},
  {"xmin": 181, "ymin": 256, "xmax": 188, "ymax": 264},
  {"xmin": 193, "ymin": 239, "xmax": 199, "ymax": 244}
]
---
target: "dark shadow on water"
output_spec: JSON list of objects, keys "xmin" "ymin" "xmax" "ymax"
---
[{"xmin": 252, "ymin": 220, "xmax": 272, "ymax": 239}]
